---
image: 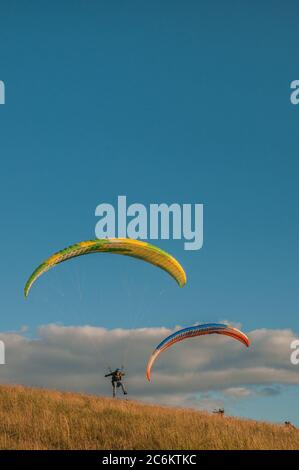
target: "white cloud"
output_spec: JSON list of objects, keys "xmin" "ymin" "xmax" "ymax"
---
[
  {"xmin": 224, "ymin": 387, "xmax": 252, "ymax": 398},
  {"xmin": 0, "ymin": 324, "xmax": 298, "ymax": 410}
]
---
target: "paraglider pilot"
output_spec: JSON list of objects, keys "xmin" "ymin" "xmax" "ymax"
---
[{"xmin": 105, "ymin": 369, "xmax": 127, "ymax": 398}]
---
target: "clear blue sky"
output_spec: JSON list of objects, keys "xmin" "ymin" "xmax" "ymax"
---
[{"xmin": 0, "ymin": 1, "xmax": 298, "ymax": 424}]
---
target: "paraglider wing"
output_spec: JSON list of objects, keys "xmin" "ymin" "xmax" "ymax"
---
[
  {"xmin": 146, "ymin": 323, "xmax": 250, "ymax": 381},
  {"xmin": 24, "ymin": 238, "xmax": 186, "ymax": 297}
]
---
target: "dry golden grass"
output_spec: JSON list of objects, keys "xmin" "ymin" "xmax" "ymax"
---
[{"xmin": 0, "ymin": 384, "xmax": 297, "ymax": 450}]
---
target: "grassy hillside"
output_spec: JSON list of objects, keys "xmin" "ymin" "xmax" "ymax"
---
[{"xmin": 0, "ymin": 385, "xmax": 297, "ymax": 450}]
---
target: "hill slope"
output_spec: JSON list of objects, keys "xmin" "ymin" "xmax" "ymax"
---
[{"xmin": 0, "ymin": 385, "xmax": 297, "ymax": 450}]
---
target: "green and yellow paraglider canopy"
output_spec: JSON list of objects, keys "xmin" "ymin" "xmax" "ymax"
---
[{"xmin": 24, "ymin": 238, "xmax": 187, "ymax": 297}]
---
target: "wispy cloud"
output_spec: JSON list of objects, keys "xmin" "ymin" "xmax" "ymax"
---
[{"xmin": 223, "ymin": 387, "xmax": 252, "ymax": 398}]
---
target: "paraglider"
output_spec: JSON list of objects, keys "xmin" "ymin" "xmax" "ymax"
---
[
  {"xmin": 146, "ymin": 323, "xmax": 250, "ymax": 381},
  {"xmin": 105, "ymin": 368, "xmax": 127, "ymax": 398},
  {"xmin": 24, "ymin": 238, "xmax": 187, "ymax": 297}
]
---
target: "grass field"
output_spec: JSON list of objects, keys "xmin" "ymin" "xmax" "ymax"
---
[{"xmin": 0, "ymin": 384, "xmax": 297, "ymax": 450}]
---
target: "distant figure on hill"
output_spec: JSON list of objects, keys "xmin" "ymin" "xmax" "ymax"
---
[
  {"xmin": 105, "ymin": 368, "xmax": 127, "ymax": 398},
  {"xmin": 284, "ymin": 421, "xmax": 296, "ymax": 430},
  {"xmin": 213, "ymin": 408, "xmax": 225, "ymax": 417}
]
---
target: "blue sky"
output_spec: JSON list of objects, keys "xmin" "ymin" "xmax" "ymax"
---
[{"xmin": 0, "ymin": 1, "xmax": 298, "ymax": 426}]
